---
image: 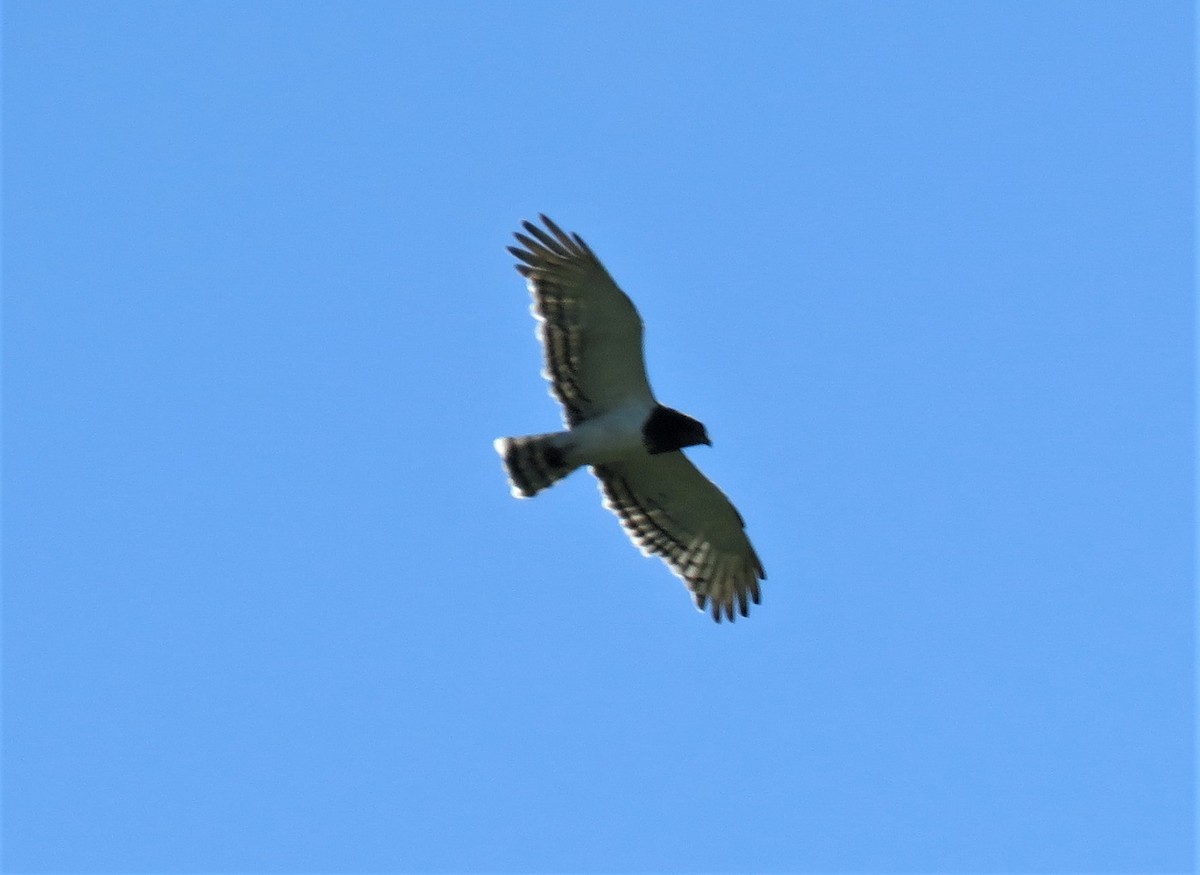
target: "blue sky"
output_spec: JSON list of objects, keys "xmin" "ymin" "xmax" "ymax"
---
[{"xmin": 3, "ymin": 2, "xmax": 1193, "ymax": 873}]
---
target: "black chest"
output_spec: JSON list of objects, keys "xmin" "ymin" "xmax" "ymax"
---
[{"xmin": 641, "ymin": 405, "xmax": 710, "ymax": 454}]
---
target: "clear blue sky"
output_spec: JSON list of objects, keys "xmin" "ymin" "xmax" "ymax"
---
[{"xmin": 4, "ymin": 2, "xmax": 1193, "ymax": 873}]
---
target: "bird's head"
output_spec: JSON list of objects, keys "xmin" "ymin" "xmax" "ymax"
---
[{"xmin": 643, "ymin": 405, "xmax": 712, "ymax": 454}]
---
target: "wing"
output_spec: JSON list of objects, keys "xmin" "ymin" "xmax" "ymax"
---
[
  {"xmin": 508, "ymin": 215, "xmax": 654, "ymax": 426},
  {"xmin": 595, "ymin": 454, "xmax": 766, "ymax": 622}
]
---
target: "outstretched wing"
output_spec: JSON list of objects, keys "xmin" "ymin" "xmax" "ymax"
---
[
  {"xmin": 509, "ymin": 215, "xmax": 653, "ymax": 426},
  {"xmin": 595, "ymin": 454, "xmax": 766, "ymax": 622}
]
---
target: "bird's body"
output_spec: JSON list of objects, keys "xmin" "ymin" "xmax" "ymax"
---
[
  {"xmin": 494, "ymin": 215, "xmax": 765, "ymax": 622},
  {"xmin": 561, "ymin": 401, "xmax": 656, "ymax": 466}
]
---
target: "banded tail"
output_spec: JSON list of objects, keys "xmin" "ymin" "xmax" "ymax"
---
[{"xmin": 494, "ymin": 433, "xmax": 577, "ymax": 498}]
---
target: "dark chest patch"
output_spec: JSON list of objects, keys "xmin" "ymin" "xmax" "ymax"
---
[{"xmin": 642, "ymin": 405, "xmax": 709, "ymax": 455}]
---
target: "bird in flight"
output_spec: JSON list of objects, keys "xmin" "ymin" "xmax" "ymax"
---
[{"xmin": 494, "ymin": 215, "xmax": 766, "ymax": 622}]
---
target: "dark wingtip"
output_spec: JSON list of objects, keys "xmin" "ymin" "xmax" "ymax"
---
[
  {"xmin": 508, "ymin": 245, "xmax": 540, "ymax": 267},
  {"xmin": 520, "ymin": 220, "xmax": 570, "ymax": 257},
  {"xmin": 572, "ymin": 232, "xmax": 595, "ymax": 258},
  {"xmin": 539, "ymin": 214, "xmax": 574, "ymax": 246}
]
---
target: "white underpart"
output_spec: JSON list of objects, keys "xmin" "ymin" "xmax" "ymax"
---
[{"xmin": 561, "ymin": 400, "xmax": 656, "ymax": 467}]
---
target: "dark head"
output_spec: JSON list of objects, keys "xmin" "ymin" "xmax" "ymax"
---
[{"xmin": 642, "ymin": 405, "xmax": 712, "ymax": 455}]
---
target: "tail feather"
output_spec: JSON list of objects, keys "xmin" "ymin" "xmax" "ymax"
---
[{"xmin": 494, "ymin": 433, "xmax": 576, "ymax": 498}]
